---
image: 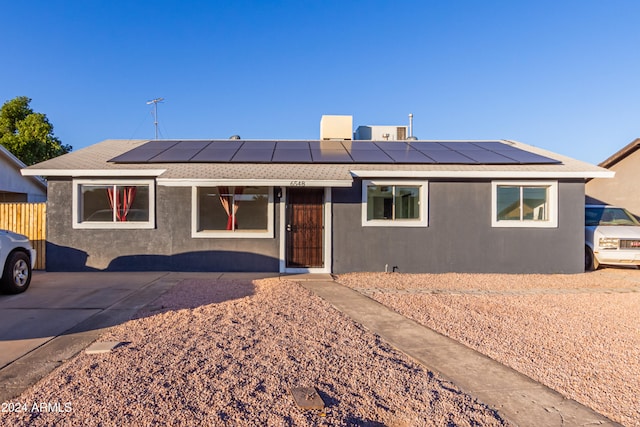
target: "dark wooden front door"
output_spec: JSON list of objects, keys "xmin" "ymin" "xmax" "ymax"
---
[{"xmin": 286, "ymin": 188, "xmax": 324, "ymax": 268}]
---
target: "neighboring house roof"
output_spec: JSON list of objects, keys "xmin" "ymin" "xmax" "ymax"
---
[
  {"xmin": 22, "ymin": 139, "xmax": 612, "ymax": 184},
  {"xmin": 0, "ymin": 144, "xmax": 47, "ymax": 193},
  {"xmin": 598, "ymin": 138, "xmax": 640, "ymax": 168}
]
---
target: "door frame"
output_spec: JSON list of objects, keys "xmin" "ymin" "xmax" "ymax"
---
[{"xmin": 279, "ymin": 187, "xmax": 332, "ymax": 274}]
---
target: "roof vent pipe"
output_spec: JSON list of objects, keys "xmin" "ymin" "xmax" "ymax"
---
[
  {"xmin": 229, "ymin": 135, "xmax": 241, "ymax": 139},
  {"xmin": 407, "ymin": 113, "xmax": 418, "ymax": 140}
]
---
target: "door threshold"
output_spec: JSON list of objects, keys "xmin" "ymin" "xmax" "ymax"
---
[
  {"xmin": 283, "ymin": 267, "xmax": 329, "ymax": 274},
  {"xmin": 280, "ymin": 273, "xmax": 334, "ymax": 281}
]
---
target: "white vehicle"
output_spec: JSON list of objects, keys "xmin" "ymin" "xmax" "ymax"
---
[
  {"xmin": 585, "ymin": 205, "xmax": 640, "ymax": 270},
  {"xmin": 0, "ymin": 229, "xmax": 36, "ymax": 294}
]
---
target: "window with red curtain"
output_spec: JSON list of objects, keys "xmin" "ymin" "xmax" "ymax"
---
[
  {"xmin": 81, "ymin": 184, "xmax": 150, "ymax": 222},
  {"xmin": 197, "ymin": 186, "xmax": 269, "ymax": 233},
  {"xmin": 106, "ymin": 186, "xmax": 138, "ymax": 221}
]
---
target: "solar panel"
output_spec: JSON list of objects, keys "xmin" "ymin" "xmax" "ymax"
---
[
  {"xmin": 151, "ymin": 149, "xmax": 200, "ymax": 162},
  {"xmin": 186, "ymin": 141, "xmax": 239, "ymax": 162},
  {"xmin": 348, "ymin": 149, "xmax": 394, "ymax": 163},
  {"xmin": 408, "ymin": 142, "xmax": 451, "ymax": 151},
  {"xmin": 141, "ymin": 140, "xmax": 181, "ymax": 150},
  {"xmin": 173, "ymin": 141, "xmax": 211, "ymax": 149},
  {"xmin": 494, "ymin": 150, "xmax": 560, "ymax": 164},
  {"xmin": 455, "ymin": 150, "xmax": 519, "ymax": 164},
  {"xmin": 470, "ymin": 141, "xmax": 560, "ymax": 164},
  {"xmin": 109, "ymin": 148, "xmax": 166, "ymax": 163},
  {"xmin": 374, "ymin": 141, "xmax": 414, "ymax": 151},
  {"xmin": 439, "ymin": 142, "xmax": 485, "ymax": 150},
  {"xmin": 372, "ymin": 142, "xmax": 435, "ymax": 163},
  {"xmin": 206, "ymin": 141, "xmax": 243, "ymax": 150},
  {"xmin": 307, "ymin": 141, "xmax": 354, "ymax": 162},
  {"xmin": 231, "ymin": 148, "xmax": 274, "ymax": 162},
  {"xmin": 310, "ymin": 141, "xmax": 346, "ymax": 151},
  {"xmin": 151, "ymin": 142, "xmax": 207, "ymax": 162},
  {"xmin": 271, "ymin": 142, "xmax": 312, "ymax": 162},
  {"xmin": 342, "ymin": 141, "xmax": 380, "ymax": 151},
  {"xmin": 191, "ymin": 148, "xmax": 239, "ymax": 162},
  {"xmin": 275, "ymin": 142, "xmax": 311, "ymax": 150},
  {"xmin": 242, "ymin": 141, "xmax": 277, "ymax": 150},
  {"xmin": 109, "ymin": 141, "xmax": 180, "ymax": 162},
  {"xmin": 108, "ymin": 139, "xmax": 562, "ymax": 165},
  {"xmin": 272, "ymin": 148, "xmax": 313, "ymax": 162},
  {"xmin": 416, "ymin": 149, "xmax": 477, "ymax": 163},
  {"xmin": 382, "ymin": 149, "xmax": 435, "ymax": 163},
  {"xmin": 216, "ymin": 141, "xmax": 273, "ymax": 162},
  {"xmin": 471, "ymin": 141, "xmax": 517, "ymax": 150},
  {"xmin": 310, "ymin": 149, "xmax": 354, "ymax": 163}
]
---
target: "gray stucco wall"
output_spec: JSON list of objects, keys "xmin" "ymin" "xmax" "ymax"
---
[
  {"xmin": 46, "ymin": 180, "xmax": 280, "ymax": 271},
  {"xmin": 46, "ymin": 177, "xmax": 585, "ymax": 273},
  {"xmin": 332, "ymin": 179, "xmax": 585, "ymax": 274}
]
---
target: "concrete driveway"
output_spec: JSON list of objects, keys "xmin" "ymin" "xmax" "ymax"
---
[{"xmin": 0, "ymin": 272, "xmax": 173, "ymax": 369}]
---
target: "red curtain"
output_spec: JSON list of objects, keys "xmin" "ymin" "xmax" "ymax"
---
[
  {"xmin": 106, "ymin": 186, "xmax": 137, "ymax": 222},
  {"xmin": 217, "ymin": 186, "xmax": 244, "ymax": 230}
]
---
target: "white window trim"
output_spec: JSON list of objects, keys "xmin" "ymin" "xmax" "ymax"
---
[
  {"xmin": 491, "ymin": 180, "xmax": 558, "ymax": 228},
  {"xmin": 361, "ymin": 180, "xmax": 428, "ymax": 227},
  {"xmin": 191, "ymin": 186, "xmax": 274, "ymax": 239},
  {"xmin": 72, "ymin": 179, "xmax": 156, "ymax": 229}
]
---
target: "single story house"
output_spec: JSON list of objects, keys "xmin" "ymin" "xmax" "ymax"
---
[
  {"xmin": 22, "ymin": 137, "xmax": 611, "ymax": 274},
  {"xmin": 0, "ymin": 144, "xmax": 46, "ymax": 202},
  {"xmin": 586, "ymin": 138, "xmax": 640, "ymax": 217}
]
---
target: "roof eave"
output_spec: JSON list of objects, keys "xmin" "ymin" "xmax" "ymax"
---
[
  {"xmin": 157, "ymin": 178, "xmax": 353, "ymax": 187},
  {"xmin": 350, "ymin": 170, "xmax": 615, "ymax": 179},
  {"xmin": 21, "ymin": 169, "xmax": 167, "ymax": 178},
  {"xmin": 598, "ymin": 138, "xmax": 640, "ymax": 168}
]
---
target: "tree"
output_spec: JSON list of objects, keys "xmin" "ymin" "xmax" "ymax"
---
[{"xmin": 0, "ymin": 96, "xmax": 71, "ymax": 165}]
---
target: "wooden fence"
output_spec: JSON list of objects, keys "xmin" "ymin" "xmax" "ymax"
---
[{"xmin": 0, "ymin": 203, "xmax": 46, "ymax": 270}]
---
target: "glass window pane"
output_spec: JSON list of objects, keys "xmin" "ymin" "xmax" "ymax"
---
[
  {"xmin": 522, "ymin": 187, "xmax": 548, "ymax": 221},
  {"xmin": 367, "ymin": 185, "xmax": 393, "ymax": 220},
  {"xmin": 235, "ymin": 187, "xmax": 268, "ymax": 231},
  {"xmin": 496, "ymin": 186, "xmax": 521, "ymax": 221},
  {"xmin": 115, "ymin": 185, "xmax": 149, "ymax": 222},
  {"xmin": 198, "ymin": 187, "xmax": 229, "ymax": 231},
  {"xmin": 81, "ymin": 185, "xmax": 151, "ymax": 223},
  {"xmin": 395, "ymin": 186, "xmax": 420, "ymax": 219},
  {"xmin": 82, "ymin": 185, "xmax": 112, "ymax": 222},
  {"xmin": 198, "ymin": 186, "xmax": 269, "ymax": 232}
]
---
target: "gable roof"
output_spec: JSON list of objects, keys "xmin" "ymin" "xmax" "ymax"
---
[
  {"xmin": 22, "ymin": 138, "xmax": 613, "ymax": 184},
  {"xmin": 598, "ymin": 138, "xmax": 640, "ymax": 168},
  {"xmin": 0, "ymin": 144, "xmax": 47, "ymax": 192}
]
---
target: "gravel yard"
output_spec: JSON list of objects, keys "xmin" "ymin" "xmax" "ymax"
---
[
  {"xmin": 338, "ymin": 269, "xmax": 640, "ymax": 427},
  {"xmin": 3, "ymin": 278, "xmax": 510, "ymax": 427}
]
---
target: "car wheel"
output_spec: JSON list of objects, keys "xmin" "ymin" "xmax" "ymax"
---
[
  {"xmin": 585, "ymin": 246, "xmax": 599, "ymax": 271},
  {"xmin": 1, "ymin": 251, "xmax": 32, "ymax": 294}
]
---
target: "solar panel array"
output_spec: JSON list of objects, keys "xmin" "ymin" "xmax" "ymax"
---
[{"xmin": 109, "ymin": 140, "xmax": 561, "ymax": 165}]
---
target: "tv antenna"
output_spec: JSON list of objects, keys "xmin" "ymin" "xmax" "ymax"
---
[{"xmin": 146, "ymin": 98, "xmax": 164, "ymax": 139}]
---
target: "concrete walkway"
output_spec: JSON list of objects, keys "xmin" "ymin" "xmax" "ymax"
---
[{"xmin": 299, "ymin": 280, "xmax": 621, "ymax": 427}]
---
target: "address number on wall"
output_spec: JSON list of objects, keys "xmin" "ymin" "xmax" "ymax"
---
[{"xmin": 289, "ymin": 181, "xmax": 306, "ymax": 187}]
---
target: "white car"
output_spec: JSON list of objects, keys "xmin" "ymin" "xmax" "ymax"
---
[
  {"xmin": 0, "ymin": 229, "xmax": 37, "ymax": 294},
  {"xmin": 585, "ymin": 205, "xmax": 640, "ymax": 270}
]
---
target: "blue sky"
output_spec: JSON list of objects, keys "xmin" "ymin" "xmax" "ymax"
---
[{"xmin": 1, "ymin": 0, "xmax": 639, "ymax": 165}]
